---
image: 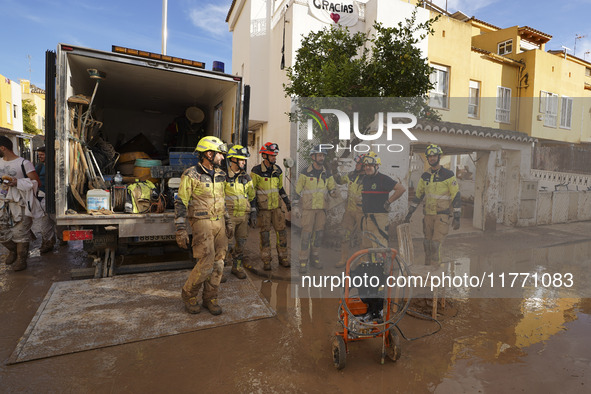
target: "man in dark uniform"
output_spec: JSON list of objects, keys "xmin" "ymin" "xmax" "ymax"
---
[{"xmin": 360, "ymin": 151, "xmax": 406, "ymax": 249}]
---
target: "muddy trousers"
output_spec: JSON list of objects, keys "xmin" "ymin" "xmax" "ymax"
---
[
  {"xmin": 299, "ymin": 209, "xmax": 326, "ymax": 268},
  {"xmin": 0, "ymin": 208, "xmax": 32, "ymax": 270},
  {"xmin": 360, "ymin": 213, "xmax": 389, "ymax": 250},
  {"xmin": 422, "ymin": 214, "xmax": 450, "ymax": 265},
  {"xmin": 258, "ymin": 207, "xmax": 288, "ymax": 264},
  {"xmin": 182, "ymin": 218, "xmax": 228, "ymax": 304},
  {"xmin": 339, "ymin": 209, "xmax": 363, "ymax": 265},
  {"xmin": 226, "ymin": 214, "xmax": 248, "ymax": 270}
]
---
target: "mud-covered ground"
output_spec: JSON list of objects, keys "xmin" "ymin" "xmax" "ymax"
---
[{"xmin": 1, "ymin": 220, "xmax": 590, "ymax": 393}]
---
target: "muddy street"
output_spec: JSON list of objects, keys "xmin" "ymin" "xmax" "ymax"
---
[{"xmin": 1, "ymin": 222, "xmax": 591, "ymax": 393}]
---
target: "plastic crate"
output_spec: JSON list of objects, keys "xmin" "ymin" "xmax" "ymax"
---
[{"xmin": 169, "ymin": 147, "xmax": 199, "ymax": 167}]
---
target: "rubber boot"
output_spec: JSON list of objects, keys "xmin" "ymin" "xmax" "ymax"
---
[
  {"xmin": 40, "ymin": 238, "xmax": 55, "ymax": 254},
  {"xmin": 278, "ymin": 257, "xmax": 290, "ymax": 268},
  {"xmin": 231, "ymin": 259, "xmax": 247, "ymax": 279},
  {"xmin": 181, "ymin": 288, "xmax": 201, "ymax": 314},
  {"xmin": 2, "ymin": 241, "xmax": 17, "ymax": 265},
  {"xmin": 311, "ymin": 254, "xmax": 322, "ymax": 269},
  {"xmin": 423, "ymin": 239, "xmax": 432, "ymax": 266},
  {"xmin": 299, "ymin": 260, "xmax": 308, "ymax": 275},
  {"xmin": 12, "ymin": 242, "xmax": 29, "ymax": 272},
  {"xmin": 430, "ymin": 241, "xmax": 441, "ymax": 265},
  {"xmin": 202, "ymin": 281, "xmax": 222, "ymax": 315}
]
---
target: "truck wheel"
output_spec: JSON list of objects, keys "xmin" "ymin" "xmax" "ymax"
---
[
  {"xmin": 387, "ymin": 328, "xmax": 401, "ymax": 362},
  {"xmin": 332, "ymin": 335, "xmax": 346, "ymax": 370}
]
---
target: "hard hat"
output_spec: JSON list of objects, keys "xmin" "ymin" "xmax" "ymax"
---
[
  {"xmin": 195, "ymin": 136, "xmax": 228, "ymax": 154},
  {"xmin": 362, "ymin": 151, "xmax": 381, "ymax": 166},
  {"xmin": 353, "ymin": 153, "xmax": 366, "ymax": 163},
  {"xmin": 259, "ymin": 142, "xmax": 279, "ymax": 156},
  {"xmin": 309, "ymin": 145, "xmax": 327, "ymax": 156},
  {"xmin": 227, "ymin": 144, "xmax": 250, "ymax": 160},
  {"xmin": 425, "ymin": 144, "xmax": 443, "ymax": 156}
]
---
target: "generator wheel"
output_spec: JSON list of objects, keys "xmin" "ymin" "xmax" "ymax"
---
[
  {"xmin": 332, "ymin": 335, "xmax": 346, "ymax": 370},
  {"xmin": 386, "ymin": 328, "xmax": 401, "ymax": 362}
]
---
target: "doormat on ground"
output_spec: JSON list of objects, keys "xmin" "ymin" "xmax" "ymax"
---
[{"xmin": 8, "ymin": 269, "xmax": 275, "ymax": 364}]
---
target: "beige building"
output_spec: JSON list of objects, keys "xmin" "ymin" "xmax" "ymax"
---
[{"xmin": 20, "ymin": 79, "xmax": 46, "ymax": 133}]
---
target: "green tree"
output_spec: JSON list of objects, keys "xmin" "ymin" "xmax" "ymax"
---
[
  {"xmin": 22, "ymin": 99, "xmax": 42, "ymax": 135},
  {"xmin": 284, "ymin": 6, "xmax": 439, "ymax": 157}
]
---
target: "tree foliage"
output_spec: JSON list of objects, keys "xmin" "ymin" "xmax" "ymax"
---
[
  {"xmin": 22, "ymin": 99, "xmax": 42, "ymax": 135},
  {"xmin": 284, "ymin": 6, "xmax": 440, "ymax": 157}
]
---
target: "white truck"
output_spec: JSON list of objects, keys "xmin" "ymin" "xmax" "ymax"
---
[{"xmin": 45, "ymin": 44, "xmax": 249, "ymax": 277}]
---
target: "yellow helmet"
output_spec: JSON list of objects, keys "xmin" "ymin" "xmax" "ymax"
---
[
  {"xmin": 362, "ymin": 151, "xmax": 381, "ymax": 166},
  {"xmin": 195, "ymin": 136, "xmax": 228, "ymax": 154},
  {"xmin": 227, "ymin": 144, "xmax": 250, "ymax": 160},
  {"xmin": 425, "ymin": 144, "xmax": 443, "ymax": 156}
]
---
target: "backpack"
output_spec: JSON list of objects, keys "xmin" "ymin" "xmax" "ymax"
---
[{"xmin": 125, "ymin": 180, "xmax": 156, "ymax": 213}]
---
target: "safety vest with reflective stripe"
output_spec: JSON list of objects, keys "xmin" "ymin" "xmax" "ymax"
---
[
  {"xmin": 224, "ymin": 170, "xmax": 255, "ymax": 217},
  {"xmin": 412, "ymin": 166, "xmax": 460, "ymax": 215},
  {"xmin": 177, "ymin": 163, "xmax": 226, "ymax": 220},
  {"xmin": 296, "ymin": 165, "xmax": 336, "ymax": 210},
  {"xmin": 251, "ymin": 162, "xmax": 284, "ymax": 210}
]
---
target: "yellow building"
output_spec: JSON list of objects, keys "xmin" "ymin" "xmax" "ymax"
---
[
  {"xmin": 20, "ymin": 79, "xmax": 46, "ymax": 133},
  {"xmin": 426, "ymin": 7, "xmax": 591, "ymax": 144},
  {"xmin": 0, "ymin": 74, "xmax": 14, "ymax": 130}
]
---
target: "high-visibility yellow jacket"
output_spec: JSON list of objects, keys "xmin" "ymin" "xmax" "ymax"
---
[
  {"xmin": 176, "ymin": 163, "xmax": 226, "ymax": 220},
  {"xmin": 336, "ymin": 170, "xmax": 364, "ymax": 212},
  {"xmin": 224, "ymin": 169, "xmax": 255, "ymax": 218},
  {"xmin": 411, "ymin": 166, "xmax": 461, "ymax": 216},
  {"xmin": 296, "ymin": 165, "xmax": 336, "ymax": 210},
  {"xmin": 251, "ymin": 162, "xmax": 288, "ymax": 210}
]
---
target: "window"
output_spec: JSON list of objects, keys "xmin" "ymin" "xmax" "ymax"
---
[
  {"xmin": 586, "ymin": 67, "xmax": 591, "ymax": 77},
  {"xmin": 13, "ymin": 104, "xmax": 17, "ymax": 119},
  {"xmin": 468, "ymin": 80, "xmax": 480, "ymax": 118},
  {"xmin": 498, "ymin": 39, "xmax": 513, "ymax": 55},
  {"xmin": 540, "ymin": 91, "xmax": 558, "ymax": 127},
  {"xmin": 496, "ymin": 87, "xmax": 511, "ymax": 123},
  {"xmin": 6, "ymin": 102, "xmax": 11, "ymax": 124},
  {"xmin": 429, "ymin": 64, "xmax": 449, "ymax": 109},
  {"xmin": 560, "ymin": 96, "xmax": 573, "ymax": 129}
]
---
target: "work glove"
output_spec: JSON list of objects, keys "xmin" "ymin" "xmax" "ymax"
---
[
  {"xmin": 452, "ymin": 213, "xmax": 461, "ymax": 230},
  {"xmin": 383, "ymin": 201, "xmax": 391, "ymax": 212},
  {"xmin": 285, "ymin": 201, "xmax": 292, "ymax": 212},
  {"xmin": 404, "ymin": 206, "xmax": 416, "ymax": 223},
  {"xmin": 248, "ymin": 209, "xmax": 257, "ymax": 228},
  {"xmin": 176, "ymin": 228, "xmax": 189, "ymax": 249}
]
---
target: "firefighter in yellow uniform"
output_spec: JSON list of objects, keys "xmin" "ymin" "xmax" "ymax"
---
[
  {"xmin": 295, "ymin": 145, "xmax": 336, "ymax": 273},
  {"xmin": 405, "ymin": 144, "xmax": 461, "ymax": 265},
  {"xmin": 334, "ymin": 154, "xmax": 365, "ymax": 268},
  {"xmin": 224, "ymin": 145, "xmax": 255, "ymax": 279},
  {"xmin": 250, "ymin": 142, "xmax": 291, "ymax": 271},
  {"xmin": 175, "ymin": 136, "xmax": 234, "ymax": 315}
]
